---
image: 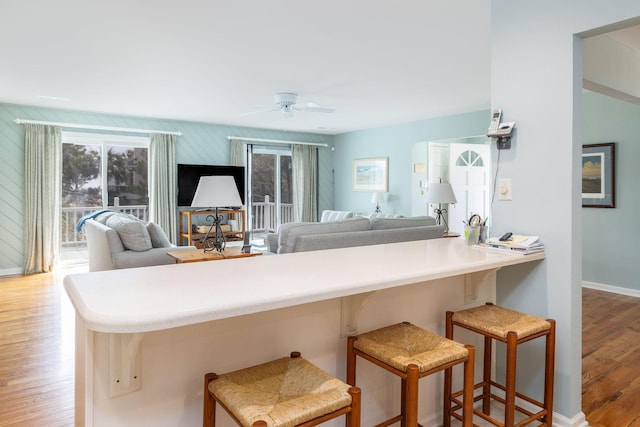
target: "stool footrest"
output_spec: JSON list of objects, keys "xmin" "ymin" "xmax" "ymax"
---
[
  {"xmin": 450, "ymin": 380, "xmax": 549, "ymax": 426},
  {"xmin": 372, "ymin": 414, "xmax": 403, "ymax": 427}
]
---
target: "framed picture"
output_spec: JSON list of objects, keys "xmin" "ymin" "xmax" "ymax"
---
[
  {"xmin": 582, "ymin": 142, "xmax": 616, "ymax": 208},
  {"xmin": 352, "ymin": 157, "xmax": 389, "ymax": 192}
]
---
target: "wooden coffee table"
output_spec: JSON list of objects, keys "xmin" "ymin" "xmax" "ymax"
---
[{"xmin": 167, "ymin": 246, "xmax": 262, "ymax": 263}]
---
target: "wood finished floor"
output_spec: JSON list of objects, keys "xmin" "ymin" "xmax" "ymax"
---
[
  {"xmin": 582, "ymin": 288, "xmax": 640, "ymax": 427},
  {"xmin": 0, "ymin": 269, "xmax": 76, "ymax": 427},
  {"xmin": 0, "ymin": 271, "xmax": 637, "ymax": 426}
]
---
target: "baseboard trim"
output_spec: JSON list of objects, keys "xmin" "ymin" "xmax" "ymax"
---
[
  {"xmin": 0, "ymin": 267, "xmax": 22, "ymax": 277},
  {"xmin": 553, "ymin": 411, "xmax": 589, "ymax": 427},
  {"xmin": 582, "ymin": 280, "xmax": 640, "ymax": 298}
]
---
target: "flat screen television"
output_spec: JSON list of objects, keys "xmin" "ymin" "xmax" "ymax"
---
[{"xmin": 177, "ymin": 164, "xmax": 246, "ymax": 207}]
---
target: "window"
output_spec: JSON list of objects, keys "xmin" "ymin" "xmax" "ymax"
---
[
  {"xmin": 455, "ymin": 150, "xmax": 484, "ymax": 167},
  {"xmin": 60, "ymin": 132, "xmax": 149, "ymax": 263}
]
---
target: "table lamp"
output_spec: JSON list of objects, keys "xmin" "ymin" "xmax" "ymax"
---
[
  {"xmin": 191, "ymin": 176, "xmax": 243, "ymax": 253},
  {"xmin": 371, "ymin": 192, "xmax": 384, "ymax": 213},
  {"xmin": 424, "ymin": 181, "xmax": 457, "ymax": 233}
]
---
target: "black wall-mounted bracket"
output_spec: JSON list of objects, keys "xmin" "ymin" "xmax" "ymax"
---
[{"xmin": 496, "ymin": 136, "xmax": 512, "ymax": 150}]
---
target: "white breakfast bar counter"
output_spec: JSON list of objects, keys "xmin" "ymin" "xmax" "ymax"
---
[{"xmin": 64, "ymin": 238, "xmax": 544, "ymax": 427}]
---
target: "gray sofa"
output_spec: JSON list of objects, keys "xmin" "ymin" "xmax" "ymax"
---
[
  {"xmin": 266, "ymin": 216, "xmax": 445, "ymax": 254},
  {"xmin": 84, "ymin": 212, "xmax": 196, "ymax": 271}
]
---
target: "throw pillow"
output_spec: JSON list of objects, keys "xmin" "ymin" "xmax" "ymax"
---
[
  {"xmin": 320, "ymin": 210, "xmax": 354, "ymax": 222},
  {"xmin": 146, "ymin": 222, "xmax": 172, "ymax": 248},
  {"xmin": 106, "ymin": 214, "xmax": 153, "ymax": 252}
]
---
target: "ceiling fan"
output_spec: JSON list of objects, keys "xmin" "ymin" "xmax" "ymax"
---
[{"xmin": 242, "ymin": 93, "xmax": 335, "ymax": 118}]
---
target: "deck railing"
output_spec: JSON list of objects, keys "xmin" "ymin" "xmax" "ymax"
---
[
  {"xmin": 251, "ymin": 196, "xmax": 294, "ymax": 233},
  {"xmin": 61, "ymin": 205, "xmax": 148, "ymax": 248},
  {"xmin": 62, "ymin": 198, "xmax": 292, "ymax": 248}
]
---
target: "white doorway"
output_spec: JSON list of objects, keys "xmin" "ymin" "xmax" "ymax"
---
[{"xmin": 447, "ymin": 143, "xmax": 491, "ymax": 235}]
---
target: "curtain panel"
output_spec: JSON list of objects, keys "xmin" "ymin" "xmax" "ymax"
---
[
  {"xmin": 149, "ymin": 133, "xmax": 178, "ymax": 244},
  {"xmin": 292, "ymin": 145, "xmax": 318, "ymax": 222},
  {"xmin": 229, "ymin": 138, "xmax": 246, "ymax": 166},
  {"xmin": 23, "ymin": 124, "xmax": 61, "ymax": 274}
]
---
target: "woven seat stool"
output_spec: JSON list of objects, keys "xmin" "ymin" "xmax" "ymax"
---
[
  {"xmin": 445, "ymin": 303, "xmax": 556, "ymax": 427},
  {"xmin": 204, "ymin": 351, "xmax": 361, "ymax": 427},
  {"xmin": 347, "ymin": 321, "xmax": 474, "ymax": 427}
]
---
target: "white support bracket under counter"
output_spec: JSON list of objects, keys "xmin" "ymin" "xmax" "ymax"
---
[
  {"xmin": 109, "ymin": 333, "xmax": 144, "ymax": 397},
  {"xmin": 341, "ymin": 291, "xmax": 377, "ymax": 337},
  {"xmin": 464, "ymin": 268, "xmax": 500, "ymax": 305}
]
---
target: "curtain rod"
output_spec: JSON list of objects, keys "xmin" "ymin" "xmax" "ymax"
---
[
  {"xmin": 13, "ymin": 119, "xmax": 182, "ymax": 136},
  {"xmin": 227, "ymin": 136, "xmax": 328, "ymax": 148}
]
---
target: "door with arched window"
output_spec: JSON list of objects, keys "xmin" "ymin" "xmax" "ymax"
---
[{"xmin": 448, "ymin": 143, "xmax": 491, "ymax": 235}]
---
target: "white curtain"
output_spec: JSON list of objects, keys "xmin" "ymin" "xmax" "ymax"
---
[
  {"xmin": 292, "ymin": 145, "xmax": 318, "ymax": 222},
  {"xmin": 149, "ymin": 133, "xmax": 178, "ymax": 244},
  {"xmin": 23, "ymin": 124, "xmax": 61, "ymax": 274},
  {"xmin": 229, "ymin": 138, "xmax": 246, "ymax": 166}
]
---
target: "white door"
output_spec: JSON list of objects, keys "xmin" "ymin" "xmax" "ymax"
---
[{"xmin": 448, "ymin": 143, "xmax": 491, "ymax": 235}]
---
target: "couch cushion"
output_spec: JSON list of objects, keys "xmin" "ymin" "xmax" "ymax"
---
[
  {"xmin": 320, "ymin": 210, "xmax": 354, "ymax": 222},
  {"xmin": 277, "ymin": 217, "xmax": 371, "ymax": 254},
  {"xmin": 106, "ymin": 214, "xmax": 153, "ymax": 251},
  {"xmin": 147, "ymin": 222, "xmax": 172, "ymax": 248},
  {"xmin": 369, "ymin": 216, "xmax": 437, "ymax": 230}
]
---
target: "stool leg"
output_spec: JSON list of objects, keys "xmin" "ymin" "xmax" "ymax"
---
[
  {"xmin": 203, "ymin": 373, "xmax": 217, "ymax": 427},
  {"xmin": 347, "ymin": 386, "xmax": 361, "ymax": 427},
  {"xmin": 482, "ymin": 335, "xmax": 492, "ymax": 415},
  {"xmin": 504, "ymin": 332, "xmax": 518, "ymax": 427},
  {"xmin": 443, "ymin": 311, "xmax": 454, "ymax": 427},
  {"xmin": 347, "ymin": 336, "xmax": 357, "ymax": 386},
  {"xmin": 404, "ymin": 364, "xmax": 419, "ymax": 427},
  {"xmin": 544, "ymin": 320, "xmax": 556, "ymax": 426},
  {"xmin": 462, "ymin": 345, "xmax": 475, "ymax": 427}
]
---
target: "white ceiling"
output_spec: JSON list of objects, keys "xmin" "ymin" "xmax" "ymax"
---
[{"xmin": 0, "ymin": 1, "xmax": 492, "ymax": 135}]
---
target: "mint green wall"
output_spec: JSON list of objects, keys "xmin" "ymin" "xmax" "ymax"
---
[
  {"xmin": 583, "ymin": 91, "xmax": 640, "ymax": 290},
  {"xmin": 332, "ymin": 111, "xmax": 489, "ymax": 216},
  {"xmin": 0, "ymin": 103, "xmax": 332, "ymax": 273}
]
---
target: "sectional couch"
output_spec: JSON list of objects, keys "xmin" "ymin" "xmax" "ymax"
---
[{"xmin": 266, "ymin": 216, "xmax": 445, "ymax": 254}]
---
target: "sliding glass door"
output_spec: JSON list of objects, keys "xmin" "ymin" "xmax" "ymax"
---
[
  {"xmin": 249, "ymin": 146, "xmax": 292, "ymax": 237},
  {"xmin": 60, "ymin": 132, "xmax": 149, "ymax": 264}
]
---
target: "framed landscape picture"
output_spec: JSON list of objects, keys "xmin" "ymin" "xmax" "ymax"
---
[
  {"xmin": 582, "ymin": 142, "xmax": 616, "ymax": 208},
  {"xmin": 352, "ymin": 157, "xmax": 388, "ymax": 192}
]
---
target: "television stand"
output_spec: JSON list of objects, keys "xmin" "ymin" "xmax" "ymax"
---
[{"xmin": 179, "ymin": 209, "xmax": 245, "ymax": 248}]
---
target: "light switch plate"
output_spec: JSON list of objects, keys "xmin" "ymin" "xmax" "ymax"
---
[{"xmin": 498, "ymin": 178, "xmax": 512, "ymax": 200}]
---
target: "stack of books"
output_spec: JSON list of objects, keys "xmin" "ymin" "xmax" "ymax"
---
[{"xmin": 477, "ymin": 235, "xmax": 545, "ymax": 255}]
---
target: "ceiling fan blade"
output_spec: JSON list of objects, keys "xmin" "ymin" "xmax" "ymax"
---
[
  {"xmin": 240, "ymin": 107, "xmax": 280, "ymax": 116},
  {"xmin": 293, "ymin": 106, "xmax": 336, "ymax": 113}
]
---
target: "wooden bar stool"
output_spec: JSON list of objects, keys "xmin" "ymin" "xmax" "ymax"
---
[
  {"xmin": 347, "ymin": 321, "xmax": 474, "ymax": 427},
  {"xmin": 204, "ymin": 351, "xmax": 361, "ymax": 427},
  {"xmin": 445, "ymin": 303, "xmax": 556, "ymax": 427}
]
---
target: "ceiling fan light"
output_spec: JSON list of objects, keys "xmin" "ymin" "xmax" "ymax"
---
[{"xmin": 282, "ymin": 107, "xmax": 294, "ymax": 118}]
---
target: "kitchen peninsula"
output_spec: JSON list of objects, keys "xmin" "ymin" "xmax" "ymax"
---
[{"xmin": 64, "ymin": 238, "xmax": 544, "ymax": 427}]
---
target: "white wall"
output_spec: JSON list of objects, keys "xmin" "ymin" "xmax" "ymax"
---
[{"xmin": 491, "ymin": 0, "xmax": 640, "ymax": 420}]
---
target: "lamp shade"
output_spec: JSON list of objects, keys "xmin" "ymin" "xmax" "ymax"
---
[
  {"xmin": 424, "ymin": 182, "xmax": 457, "ymax": 204},
  {"xmin": 371, "ymin": 192, "xmax": 385, "ymax": 204},
  {"xmin": 191, "ymin": 176, "xmax": 242, "ymax": 208}
]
